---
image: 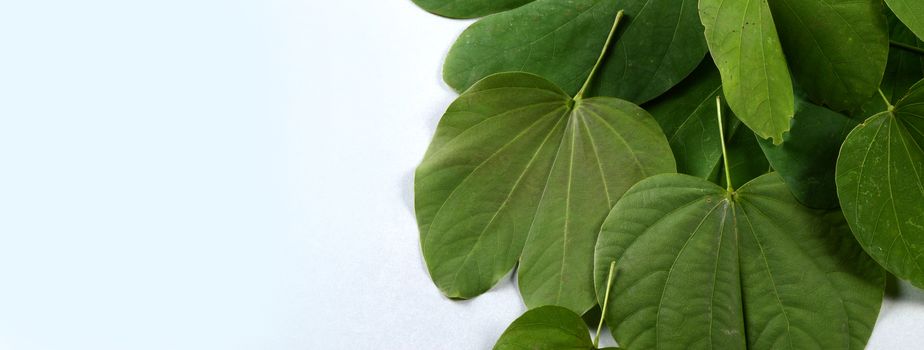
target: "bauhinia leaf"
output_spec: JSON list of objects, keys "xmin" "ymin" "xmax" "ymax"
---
[
  {"xmin": 836, "ymin": 79, "xmax": 924, "ymax": 289},
  {"xmin": 759, "ymin": 98, "xmax": 859, "ymax": 209},
  {"xmin": 415, "ymin": 72, "xmax": 674, "ymax": 312},
  {"xmin": 855, "ymin": 11, "xmax": 924, "ymax": 117},
  {"xmin": 443, "ymin": 0, "xmax": 707, "ymax": 104},
  {"xmin": 594, "ymin": 173, "xmax": 885, "ymax": 349},
  {"xmin": 767, "ymin": 0, "xmax": 889, "ymax": 112},
  {"xmin": 699, "ymin": 0, "xmax": 794, "ymax": 144},
  {"xmin": 884, "ymin": 0, "xmax": 924, "ymax": 41},
  {"xmin": 493, "ymin": 306, "xmax": 597, "ymax": 350},
  {"xmin": 411, "ymin": 0, "xmax": 534, "ymax": 19}
]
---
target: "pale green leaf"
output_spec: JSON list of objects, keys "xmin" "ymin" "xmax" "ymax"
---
[
  {"xmin": 416, "ymin": 72, "xmax": 674, "ymax": 312},
  {"xmin": 595, "ymin": 173, "xmax": 884, "ymax": 349},
  {"xmin": 699, "ymin": 0, "xmax": 794, "ymax": 144}
]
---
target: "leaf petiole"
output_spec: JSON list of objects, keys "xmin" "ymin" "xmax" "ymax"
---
[
  {"xmin": 593, "ymin": 261, "xmax": 617, "ymax": 348},
  {"xmin": 575, "ymin": 10, "xmax": 625, "ymax": 100},
  {"xmin": 890, "ymin": 40, "xmax": 924, "ymax": 57},
  {"xmin": 878, "ymin": 88, "xmax": 895, "ymax": 112},
  {"xmin": 716, "ymin": 96, "xmax": 734, "ymax": 193}
]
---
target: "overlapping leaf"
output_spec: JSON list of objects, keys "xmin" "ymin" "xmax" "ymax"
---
[
  {"xmin": 759, "ymin": 98, "xmax": 859, "ymax": 209},
  {"xmin": 442, "ymin": 0, "xmax": 707, "ymax": 104},
  {"xmin": 768, "ymin": 0, "xmax": 889, "ymax": 112},
  {"xmin": 494, "ymin": 306, "xmax": 620, "ymax": 350},
  {"xmin": 416, "ymin": 72, "xmax": 674, "ymax": 313},
  {"xmin": 837, "ymin": 79, "xmax": 924, "ymax": 288},
  {"xmin": 411, "ymin": 0, "xmax": 533, "ymax": 19},
  {"xmin": 594, "ymin": 173, "xmax": 885, "ymax": 349},
  {"xmin": 699, "ymin": 0, "xmax": 794, "ymax": 144},
  {"xmin": 885, "ymin": 0, "xmax": 924, "ymax": 41}
]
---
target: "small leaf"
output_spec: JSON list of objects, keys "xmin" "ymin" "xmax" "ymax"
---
[
  {"xmin": 837, "ymin": 79, "xmax": 924, "ymax": 288},
  {"xmin": 416, "ymin": 72, "xmax": 674, "ymax": 312},
  {"xmin": 411, "ymin": 0, "xmax": 534, "ymax": 19},
  {"xmin": 759, "ymin": 98, "xmax": 859, "ymax": 209},
  {"xmin": 443, "ymin": 0, "xmax": 707, "ymax": 103},
  {"xmin": 767, "ymin": 0, "xmax": 889, "ymax": 111},
  {"xmin": 493, "ymin": 306, "xmax": 596, "ymax": 350},
  {"xmin": 884, "ymin": 0, "xmax": 924, "ymax": 41},
  {"xmin": 595, "ymin": 173, "xmax": 885, "ymax": 349},
  {"xmin": 699, "ymin": 0, "xmax": 794, "ymax": 144}
]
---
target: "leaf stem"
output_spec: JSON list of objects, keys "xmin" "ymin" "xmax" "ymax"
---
[
  {"xmin": 593, "ymin": 261, "xmax": 617, "ymax": 348},
  {"xmin": 890, "ymin": 40, "xmax": 924, "ymax": 56},
  {"xmin": 878, "ymin": 88, "xmax": 895, "ymax": 111},
  {"xmin": 575, "ymin": 10, "xmax": 625, "ymax": 100},
  {"xmin": 717, "ymin": 96, "xmax": 734, "ymax": 193}
]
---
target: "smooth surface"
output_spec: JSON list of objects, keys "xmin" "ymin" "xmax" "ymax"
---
[{"xmin": 0, "ymin": 1, "xmax": 922, "ymax": 349}]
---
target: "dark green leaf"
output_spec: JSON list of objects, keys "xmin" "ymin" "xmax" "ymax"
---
[
  {"xmin": 494, "ymin": 306, "xmax": 596, "ymax": 350},
  {"xmin": 411, "ymin": 0, "xmax": 534, "ymax": 19},
  {"xmin": 767, "ymin": 0, "xmax": 889, "ymax": 112},
  {"xmin": 884, "ymin": 0, "xmax": 924, "ymax": 41},
  {"xmin": 699, "ymin": 0, "xmax": 794, "ymax": 144},
  {"xmin": 443, "ymin": 0, "xmax": 707, "ymax": 103},
  {"xmin": 594, "ymin": 173, "xmax": 885, "ymax": 349},
  {"xmin": 416, "ymin": 72, "xmax": 674, "ymax": 312},
  {"xmin": 759, "ymin": 99, "xmax": 859, "ymax": 209},
  {"xmin": 837, "ymin": 79, "xmax": 924, "ymax": 288},
  {"xmin": 646, "ymin": 59, "xmax": 723, "ymax": 179}
]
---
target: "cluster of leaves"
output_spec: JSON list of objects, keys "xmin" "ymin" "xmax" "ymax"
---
[{"xmin": 412, "ymin": 0, "xmax": 924, "ymax": 348}]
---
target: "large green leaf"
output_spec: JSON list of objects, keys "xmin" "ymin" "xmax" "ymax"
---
[
  {"xmin": 836, "ymin": 79, "xmax": 924, "ymax": 288},
  {"xmin": 416, "ymin": 72, "xmax": 674, "ymax": 312},
  {"xmin": 759, "ymin": 99, "xmax": 859, "ymax": 209},
  {"xmin": 885, "ymin": 0, "xmax": 924, "ymax": 41},
  {"xmin": 646, "ymin": 59, "xmax": 723, "ymax": 179},
  {"xmin": 767, "ymin": 0, "xmax": 888, "ymax": 112},
  {"xmin": 594, "ymin": 173, "xmax": 885, "ymax": 349},
  {"xmin": 443, "ymin": 0, "xmax": 707, "ymax": 104},
  {"xmin": 494, "ymin": 306, "xmax": 596, "ymax": 350},
  {"xmin": 699, "ymin": 0, "xmax": 794, "ymax": 144},
  {"xmin": 411, "ymin": 0, "xmax": 534, "ymax": 19}
]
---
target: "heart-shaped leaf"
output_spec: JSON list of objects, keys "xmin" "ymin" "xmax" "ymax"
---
[
  {"xmin": 443, "ymin": 0, "xmax": 707, "ymax": 104},
  {"xmin": 884, "ymin": 0, "xmax": 924, "ymax": 41},
  {"xmin": 416, "ymin": 71, "xmax": 674, "ymax": 312},
  {"xmin": 768, "ymin": 0, "xmax": 889, "ymax": 112},
  {"xmin": 411, "ymin": 0, "xmax": 534, "ymax": 19},
  {"xmin": 759, "ymin": 98, "xmax": 859, "ymax": 209},
  {"xmin": 594, "ymin": 173, "xmax": 885, "ymax": 349},
  {"xmin": 699, "ymin": 0, "xmax": 794, "ymax": 144},
  {"xmin": 836, "ymin": 79, "xmax": 924, "ymax": 288}
]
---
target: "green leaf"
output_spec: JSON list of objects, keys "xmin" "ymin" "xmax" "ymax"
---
[
  {"xmin": 594, "ymin": 173, "xmax": 885, "ymax": 349},
  {"xmin": 493, "ymin": 306, "xmax": 596, "ymax": 350},
  {"xmin": 443, "ymin": 0, "xmax": 707, "ymax": 103},
  {"xmin": 884, "ymin": 0, "xmax": 924, "ymax": 41},
  {"xmin": 855, "ymin": 12, "xmax": 924, "ymax": 117},
  {"xmin": 646, "ymin": 59, "xmax": 723, "ymax": 179},
  {"xmin": 411, "ymin": 0, "xmax": 534, "ymax": 19},
  {"xmin": 416, "ymin": 72, "xmax": 674, "ymax": 312},
  {"xmin": 759, "ymin": 99, "xmax": 859, "ymax": 209},
  {"xmin": 699, "ymin": 0, "xmax": 795, "ymax": 144},
  {"xmin": 767, "ymin": 0, "xmax": 889, "ymax": 112},
  {"xmin": 836, "ymin": 79, "xmax": 924, "ymax": 289}
]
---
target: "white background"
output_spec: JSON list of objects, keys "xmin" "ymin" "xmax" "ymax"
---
[{"xmin": 0, "ymin": 1, "xmax": 921, "ymax": 349}]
